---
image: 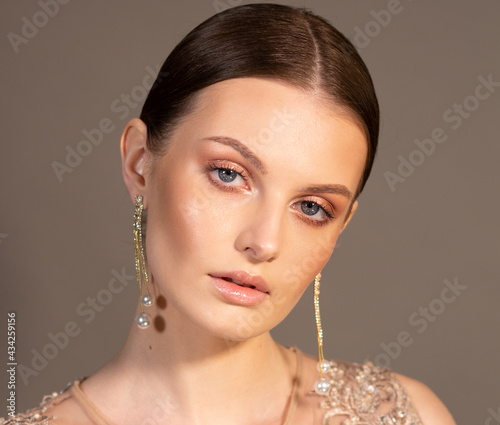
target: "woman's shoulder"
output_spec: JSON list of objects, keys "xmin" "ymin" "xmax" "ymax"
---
[
  {"xmin": 392, "ymin": 372, "xmax": 456, "ymax": 425},
  {"xmin": 298, "ymin": 349, "xmax": 455, "ymax": 424},
  {"xmin": 1, "ymin": 379, "xmax": 95, "ymax": 425}
]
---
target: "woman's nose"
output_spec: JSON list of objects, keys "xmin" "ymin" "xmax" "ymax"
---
[{"xmin": 234, "ymin": 199, "xmax": 285, "ymax": 263}]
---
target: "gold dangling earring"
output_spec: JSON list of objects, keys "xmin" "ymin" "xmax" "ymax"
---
[
  {"xmin": 313, "ymin": 271, "xmax": 331, "ymax": 394},
  {"xmin": 133, "ymin": 195, "xmax": 153, "ymax": 329}
]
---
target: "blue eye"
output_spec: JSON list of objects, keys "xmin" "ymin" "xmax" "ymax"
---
[
  {"xmin": 295, "ymin": 199, "xmax": 335, "ymax": 226},
  {"xmin": 301, "ymin": 201, "xmax": 321, "ymax": 216},
  {"xmin": 207, "ymin": 162, "xmax": 248, "ymax": 188},
  {"xmin": 218, "ymin": 168, "xmax": 238, "ymax": 183}
]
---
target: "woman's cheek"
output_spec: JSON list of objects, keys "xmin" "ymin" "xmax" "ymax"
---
[
  {"xmin": 282, "ymin": 230, "xmax": 335, "ymax": 291},
  {"xmin": 312, "ymin": 233, "xmax": 337, "ymax": 265},
  {"xmin": 185, "ymin": 175, "xmax": 221, "ymax": 213}
]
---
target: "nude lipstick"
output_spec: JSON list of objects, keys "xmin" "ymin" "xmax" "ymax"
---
[{"xmin": 209, "ymin": 270, "xmax": 270, "ymax": 306}]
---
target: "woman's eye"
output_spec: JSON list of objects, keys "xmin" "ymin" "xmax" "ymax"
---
[
  {"xmin": 297, "ymin": 200, "xmax": 334, "ymax": 224},
  {"xmin": 301, "ymin": 200, "xmax": 321, "ymax": 216},
  {"xmin": 217, "ymin": 168, "xmax": 239, "ymax": 183},
  {"xmin": 207, "ymin": 163, "xmax": 248, "ymax": 187}
]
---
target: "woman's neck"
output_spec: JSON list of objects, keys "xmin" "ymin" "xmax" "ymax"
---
[{"xmin": 81, "ymin": 306, "xmax": 297, "ymax": 425}]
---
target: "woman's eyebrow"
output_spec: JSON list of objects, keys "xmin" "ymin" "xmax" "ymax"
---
[
  {"xmin": 202, "ymin": 136, "xmax": 353, "ymax": 200},
  {"xmin": 298, "ymin": 184, "xmax": 353, "ymax": 201},
  {"xmin": 202, "ymin": 136, "xmax": 268, "ymax": 174}
]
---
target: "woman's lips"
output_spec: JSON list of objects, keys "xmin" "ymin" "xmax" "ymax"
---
[{"xmin": 209, "ymin": 271, "xmax": 270, "ymax": 306}]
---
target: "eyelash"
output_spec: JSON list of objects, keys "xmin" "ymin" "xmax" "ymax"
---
[
  {"xmin": 205, "ymin": 161, "xmax": 335, "ymax": 226},
  {"xmin": 299, "ymin": 199, "xmax": 335, "ymax": 227},
  {"xmin": 206, "ymin": 161, "xmax": 249, "ymax": 189}
]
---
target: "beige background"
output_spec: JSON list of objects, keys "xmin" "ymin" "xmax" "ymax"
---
[{"xmin": 1, "ymin": 1, "xmax": 499, "ymax": 422}]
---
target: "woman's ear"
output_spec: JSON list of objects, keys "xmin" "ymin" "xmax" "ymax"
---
[
  {"xmin": 120, "ymin": 118, "xmax": 150, "ymax": 207},
  {"xmin": 340, "ymin": 200, "xmax": 358, "ymax": 233}
]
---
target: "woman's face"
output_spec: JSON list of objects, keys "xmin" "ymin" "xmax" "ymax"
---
[{"xmin": 133, "ymin": 77, "xmax": 367, "ymax": 340}]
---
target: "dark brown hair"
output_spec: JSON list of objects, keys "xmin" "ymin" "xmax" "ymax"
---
[{"xmin": 140, "ymin": 3, "xmax": 379, "ymax": 197}]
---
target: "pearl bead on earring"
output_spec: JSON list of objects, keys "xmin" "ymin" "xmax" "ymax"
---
[{"xmin": 135, "ymin": 312, "xmax": 152, "ymax": 328}]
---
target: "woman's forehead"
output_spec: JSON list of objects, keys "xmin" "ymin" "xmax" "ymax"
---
[
  {"xmin": 181, "ymin": 78, "xmax": 367, "ymax": 184},
  {"xmin": 189, "ymin": 77, "xmax": 364, "ymax": 145}
]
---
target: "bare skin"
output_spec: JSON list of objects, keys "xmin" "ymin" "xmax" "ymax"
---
[{"xmin": 51, "ymin": 78, "xmax": 455, "ymax": 424}]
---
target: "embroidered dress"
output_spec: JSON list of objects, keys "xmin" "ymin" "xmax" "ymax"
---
[
  {"xmin": 1, "ymin": 389, "xmax": 67, "ymax": 425},
  {"xmin": 313, "ymin": 359, "xmax": 422, "ymax": 424},
  {"xmin": 1, "ymin": 353, "xmax": 423, "ymax": 425}
]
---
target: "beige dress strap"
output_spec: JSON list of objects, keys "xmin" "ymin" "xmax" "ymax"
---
[
  {"xmin": 70, "ymin": 347, "xmax": 303, "ymax": 425},
  {"xmin": 283, "ymin": 346, "xmax": 302, "ymax": 425},
  {"xmin": 70, "ymin": 380, "xmax": 112, "ymax": 425}
]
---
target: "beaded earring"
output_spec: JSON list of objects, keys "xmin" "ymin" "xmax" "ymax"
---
[
  {"xmin": 314, "ymin": 271, "xmax": 331, "ymax": 394},
  {"xmin": 133, "ymin": 195, "xmax": 153, "ymax": 329}
]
